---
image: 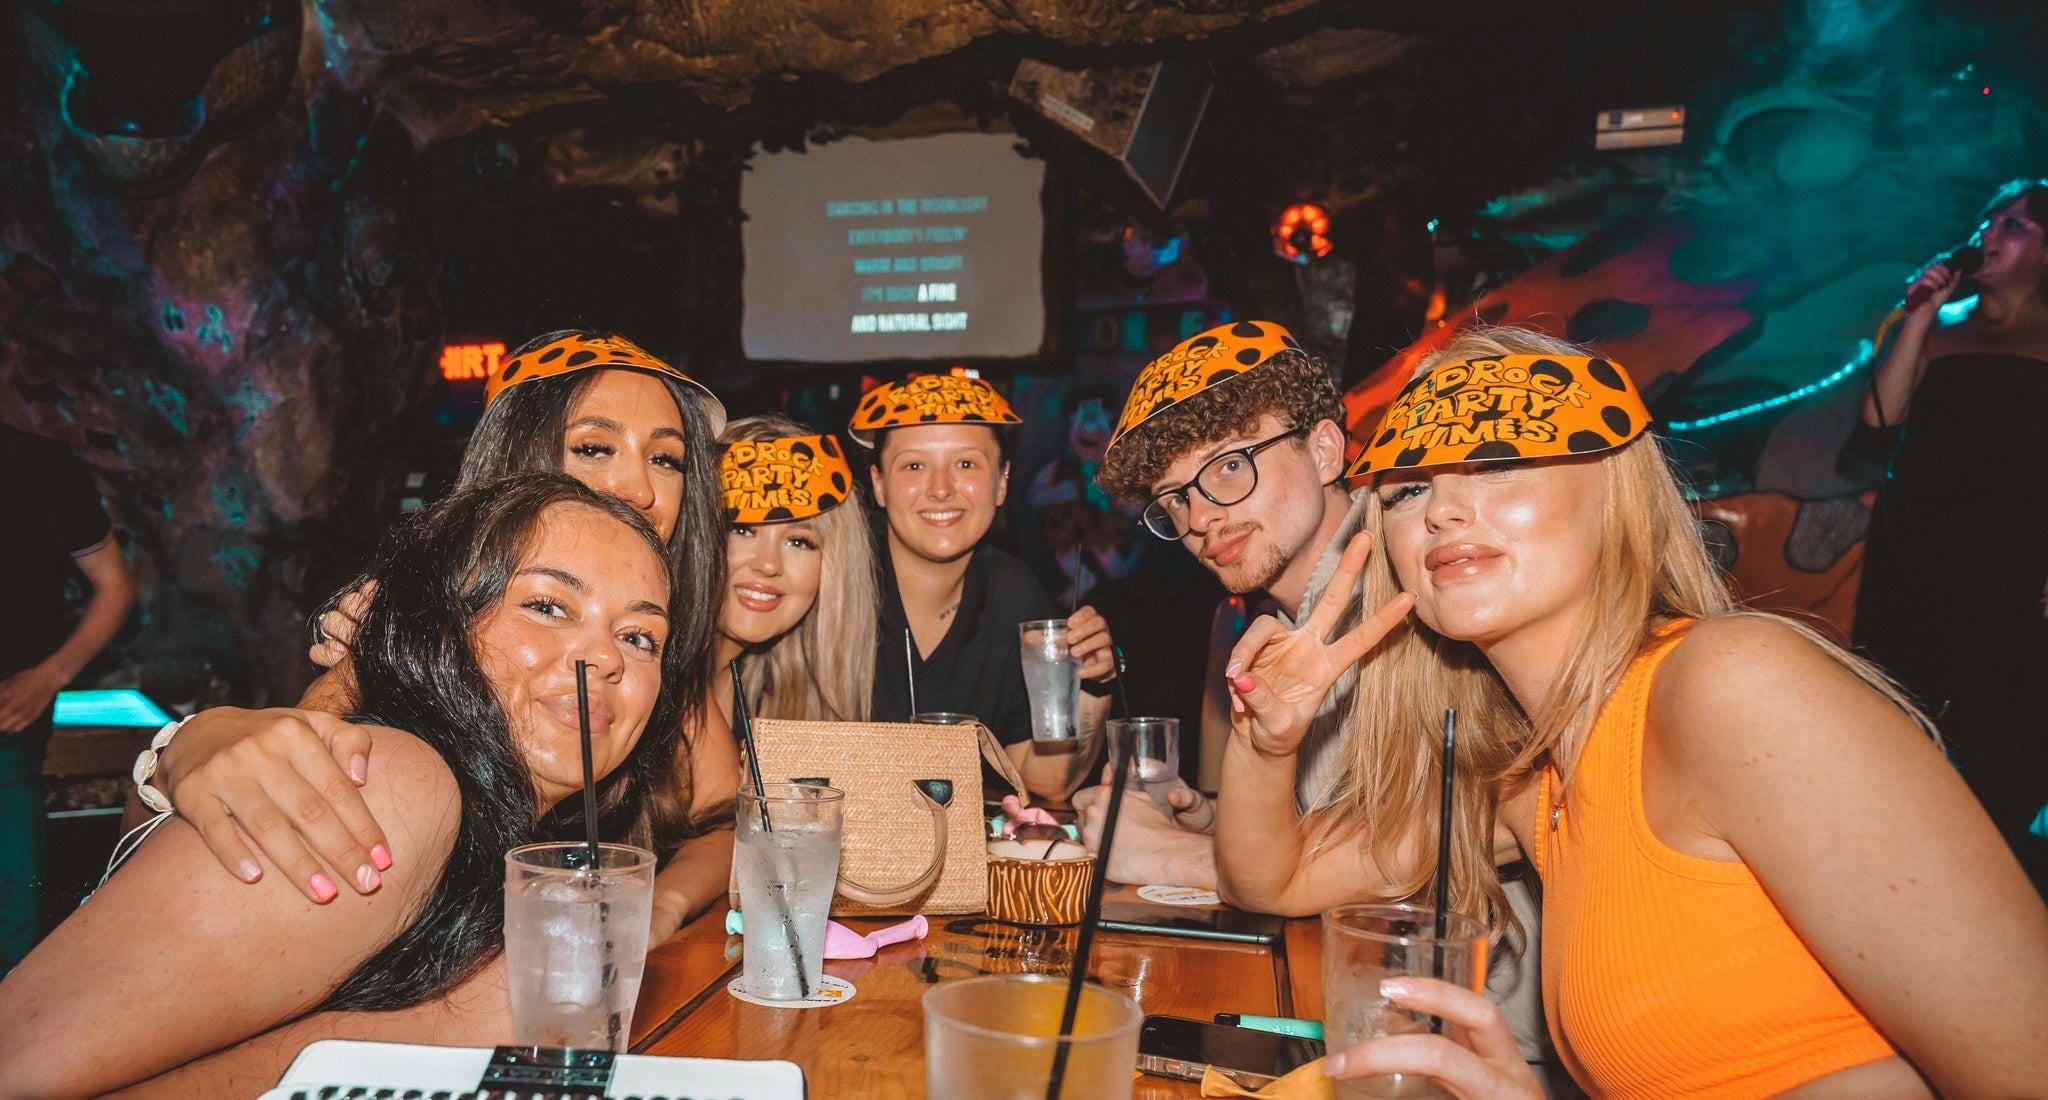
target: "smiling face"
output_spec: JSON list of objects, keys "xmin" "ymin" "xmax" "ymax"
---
[
  {"xmin": 471, "ymin": 501, "xmax": 671, "ymax": 810},
  {"xmin": 1973, "ymin": 198, "xmax": 2048, "ymax": 298},
  {"xmin": 869, "ymin": 423, "xmax": 1008, "ymax": 565},
  {"xmin": 1148, "ymin": 413, "xmax": 1344, "ymax": 597},
  {"xmin": 560, "ymin": 370, "xmax": 688, "ymax": 542},
  {"xmin": 1374, "ymin": 457, "xmax": 1605, "ymax": 656},
  {"xmin": 720, "ymin": 518, "xmax": 825, "ymax": 646}
]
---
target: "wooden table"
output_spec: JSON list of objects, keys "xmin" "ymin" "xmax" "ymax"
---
[{"xmin": 630, "ymin": 886, "xmax": 1322, "ymax": 1097}]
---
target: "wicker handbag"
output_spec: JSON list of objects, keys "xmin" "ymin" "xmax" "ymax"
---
[{"xmin": 746, "ymin": 717, "xmax": 1029, "ymax": 916}]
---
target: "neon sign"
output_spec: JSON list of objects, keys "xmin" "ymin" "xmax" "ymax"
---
[{"xmin": 439, "ymin": 342, "xmax": 506, "ymax": 383}]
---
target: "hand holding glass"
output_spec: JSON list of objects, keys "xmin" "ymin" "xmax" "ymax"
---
[
  {"xmin": 1107, "ymin": 717, "xmax": 1179, "ymax": 821},
  {"xmin": 1321, "ymin": 904, "xmax": 1488, "ymax": 1098}
]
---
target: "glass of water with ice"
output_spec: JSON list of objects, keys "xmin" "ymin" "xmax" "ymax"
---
[
  {"xmin": 735, "ymin": 783, "xmax": 846, "ymax": 1001},
  {"xmin": 503, "ymin": 842, "xmax": 656, "ymax": 1051},
  {"xmin": 1018, "ymin": 619, "xmax": 1079, "ymax": 743}
]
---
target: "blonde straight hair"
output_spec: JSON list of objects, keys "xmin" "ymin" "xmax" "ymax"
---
[
  {"xmin": 721, "ymin": 415, "xmax": 880, "ymax": 722},
  {"xmin": 1321, "ymin": 325, "xmax": 1930, "ymax": 935}
]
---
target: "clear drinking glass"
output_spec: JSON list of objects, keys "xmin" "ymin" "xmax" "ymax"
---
[
  {"xmin": 503, "ymin": 841, "xmax": 657, "ymax": 1051},
  {"xmin": 734, "ymin": 783, "xmax": 846, "ymax": 1001},
  {"xmin": 1018, "ymin": 619, "xmax": 1079, "ymax": 743},
  {"xmin": 1106, "ymin": 717, "xmax": 1180, "ymax": 820},
  {"xmin": 924, "ymin": 973, "xmax": 1142, "ymax": 1099},
  {"xmin": 1321, "ymin": 904, "xmax": 1489, "ymax": 1098}
]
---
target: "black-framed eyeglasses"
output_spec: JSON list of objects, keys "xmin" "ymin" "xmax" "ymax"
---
[{"xmin": 1140, "ymin": 428, "xmax": 1308, "ymax": 540}]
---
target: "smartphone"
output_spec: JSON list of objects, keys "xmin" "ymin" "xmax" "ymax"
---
[
  {"xmin": 1097, "ymin": 900, "xmax": 1285, "ymax": 944},
  {"xmin": 1136, "ymin": 1014, "xmax": 1324, "ymax": 1087}
]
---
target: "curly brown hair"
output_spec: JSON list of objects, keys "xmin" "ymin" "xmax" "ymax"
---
[{"xmin": 1098, "ymin": 349, "xmax": 1344, "ymax": 501}]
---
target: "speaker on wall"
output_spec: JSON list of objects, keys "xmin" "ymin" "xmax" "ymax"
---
[{"xmin": 1008, "ymin": 58, "xmax": 1212, "ymax": 209}]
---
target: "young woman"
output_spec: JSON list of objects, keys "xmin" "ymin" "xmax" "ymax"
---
[
  {"xmin": 0, "ymin": 473, "xmax": 684, "ymax": 1097},
  {"xmin": 1222, "ymin": 328, "xmax": 2048, "ymax": 1097},
  {"xmin": 147, "ymin": 330, "xmax": 726, "ymax": 905},
  {"xmin": 1853, "ymin": 178, "xmax": 2048, "ymax": 893},
  {"xmin": 152, "ymin": 413, "xmax": 881, "ymax": 943},
  {"xmin": 649, "ymin": 413, "xmax": 879, "ymax": 941}
]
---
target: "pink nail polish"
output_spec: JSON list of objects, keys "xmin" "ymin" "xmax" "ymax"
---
[
  {"xmin": 236, "ymin": 859, "xmax": 262, "ymax": 883},
  {"xmin": 310, "ymin": 874, "xmax": 339, "ymax": 902},
  {"xmin": 356, "ymin": 864, "xmax": 381, "ymax": 892},
  {"xmin": 1379, "ymin": 977, "xmax": 1412, "ymax": 998},
  {"xmin": 1232, "ymin": 674, "xmax": 1257, "ymax": 692},
  {"xmin": 370, "ymin": 843, "xmax": 392, "ymax": 871},
  {"xmin": 349, "ymin": 755, "xmax": 368, "ymax": 784}
]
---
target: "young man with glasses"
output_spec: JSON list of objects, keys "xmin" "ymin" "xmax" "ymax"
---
[
  {"xmin": 1080, "ymin": 320, "xmax": 1365, "ymax": 888},
  {"xmin": 1082, "ymin": 321, "xmax": 1551, "ymax": 1068}
]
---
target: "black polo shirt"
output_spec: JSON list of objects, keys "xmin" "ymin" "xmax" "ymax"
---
[
  {"xmin": 870, "ymin": 529, "xmax": 1058, "ymax": 749},
  {"xmin": 0, "ymin": 424, "xmax": 113, "ymax": 680}
]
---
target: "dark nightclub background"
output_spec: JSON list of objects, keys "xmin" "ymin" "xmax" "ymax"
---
[{"xmin": 3, "ymin": 0, "xmax": 2044, "ymax": 728}]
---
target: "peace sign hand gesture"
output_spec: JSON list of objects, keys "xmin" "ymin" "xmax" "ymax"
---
[{"xmin": 1226, "ymin": 532, "xmax": 1415, "ymax": 758}]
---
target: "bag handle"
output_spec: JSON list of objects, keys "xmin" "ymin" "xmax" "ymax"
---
[
  {"xmin": 974, "ymin": 724, "xmax": 1033, "ymax": 806},
  {"xmin": 835, "ymin": 779, "xmax": 952, "ymax": 907}
]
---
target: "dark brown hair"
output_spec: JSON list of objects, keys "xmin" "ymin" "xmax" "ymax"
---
[{"xmin": 1097, "ymin": 349, "xmax": 1343, "ymax": 502}]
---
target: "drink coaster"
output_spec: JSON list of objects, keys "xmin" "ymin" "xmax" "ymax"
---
[
  {"xmin": 1137, "ymin": 885, "xmax": 1221, "ymax": 906},
  {"xmin": 726, "ymin": 974, "xmax": 856, "ymax": 1009}
]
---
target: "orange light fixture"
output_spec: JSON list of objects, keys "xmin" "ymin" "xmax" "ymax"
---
[{"xmin": 1272, "ymin": 203, "xmax": 1333, "ymax": 266}]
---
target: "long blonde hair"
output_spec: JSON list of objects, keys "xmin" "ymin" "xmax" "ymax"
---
[
  {"xmin": 722, "ymin": 415, "xmax": 880, "ymax": 722},
  {"xmin": 1324, "ymin": 325, "xmax": 1930, "ymax": 935}
]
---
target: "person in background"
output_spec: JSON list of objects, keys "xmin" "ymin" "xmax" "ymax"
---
[
  {"xmin": 850, "ymin": 373, "xmax": 1117, "ymax": 800},
  {"xmin": 143, "ymin": 331, "xmax": 726, "ymax": 909},
  {"xmin": 1025, "ymin": 384, "xmax": 1144, "ymax": 608},
  {"xmin": 1085, "ymin": 319, "xmax": 1550, "ymax": 1065},
  {"xmin": 0, "ymin": 473, "xmax": 685, "ymax": 1097},
  {"xmin": 1852, "ymin": 177, "xmax": 2048, "ymax": 896},
  {"xmin": 1237, "ymin": 327, "xmax": 2048, "ymax": 1097},
  {"xmin": 0, "ymin": 422, "xmax": 134, "ymax": 971}
]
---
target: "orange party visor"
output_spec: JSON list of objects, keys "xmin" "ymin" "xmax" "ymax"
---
[
  {"xmin": 1348, "ymin": 354, "xmax": 1650, "ymax": 478},
  {"xmin": 721, "ymin": 433, "xmax": 856, "ymax": 523},
  {"xmin": 847, "ymin": 374, "xmax": 1021, "ymax": 446}
]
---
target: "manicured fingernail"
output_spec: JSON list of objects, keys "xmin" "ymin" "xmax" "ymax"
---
[
  {"xmin": 1380, "ymin": 978, "xmax": 1412, "ymax": 998},
  {"xmin": 1232, "ymin": 674, "xmax": 1257, "ymax": 693},
  {"xmin": 1225, "ymin": 661, "xmax": 1242, "ymax": 678},
  {"xmin": 310, "ymin": 873, "xmax": 339, "ymax": 902},
  {"xmin": 356, "ymin": 864, "xmax": 381, "ymax": 892},
  {"xmin": 370, "ymin": 843, "xmax": 392, "ymax": 871},
  {"xmin": 1323, "ymin": 1051, "xmax": 1348, "ymax": 1074},
  {"xmin": 236, "ymin": 859, "xmax": 262, "ymax": 883},
  {"xmin": 349, "ymin": 755, "xmax": 368, "ymax": 784}
]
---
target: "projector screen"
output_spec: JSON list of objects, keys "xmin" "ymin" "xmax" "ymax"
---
[{"xmin": 741, "ymin": 132, "xmax": 1048, "ymax": 363}]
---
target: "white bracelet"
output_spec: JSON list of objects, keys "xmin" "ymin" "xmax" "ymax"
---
[{"xmin": 131, "ymin": 717, "xmax": 191, "ymax": 814}]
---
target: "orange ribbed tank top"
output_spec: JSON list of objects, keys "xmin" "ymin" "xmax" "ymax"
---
[{"xmin": 1532, "ymin": 623, "xmax": 1896, "ymax": 1098}]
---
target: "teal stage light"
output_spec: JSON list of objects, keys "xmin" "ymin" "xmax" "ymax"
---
[{"xmin": 54, "ymin": 689, "xmax": 173, "ymax": 729}]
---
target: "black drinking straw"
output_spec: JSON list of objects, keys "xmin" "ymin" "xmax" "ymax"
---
[
  {"xmin": 1045, "ymin": 723, "xmax": 1137, "ymax": 1100},
  {"xmin": 728, "ymin": 659, "xmax": 810, "ymax": 999},
  {"xmin": 904, "ymin": 627, "xmax": 920, "ymax": 716},
  {"xmin": 573, "ymin": 661, "xmax": 603, "ymax": 873},
  {"xmin": 1431, "ymin": 708, "xmax": 1457, "ymax": 1034}
]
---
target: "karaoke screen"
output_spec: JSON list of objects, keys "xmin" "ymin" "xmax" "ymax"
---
[{"xmin": 741, "ymin": 132, "xmax": 1047, "ymax": 363}]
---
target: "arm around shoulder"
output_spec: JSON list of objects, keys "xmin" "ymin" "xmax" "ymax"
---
[
  {"xmin": 1653, "ymin": 616, "xmax": 2048, "ymax": 1096},
  {"xmin": 0, "ymin": 726, "xmax": 462, "ymax": 1099}
]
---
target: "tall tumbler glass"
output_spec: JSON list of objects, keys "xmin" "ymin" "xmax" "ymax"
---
[
  {"xmin": 734, "ymin": 783, "xmax": 846, "ymax": 1001},
  {"xmin": 1018, "ymin": 619, "xmax": 1079, "ymax": 743},
  {"xmin": 503, "ymin": 841, "xmax": 657, "ymax": 1051},
  {"xmin": 1322, "ymin": 904, "xmax": 1489, "ymax": 1098},
  {"xmin": 1106, "ymin": 717, "xmax": 1180, "ymax": 820},
  {"xmin": 924, "ymin": 973, "xmax": 1142, "ymax": 1099}
]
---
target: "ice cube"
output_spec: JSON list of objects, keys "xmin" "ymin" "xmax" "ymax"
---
[{"xmin": 541, "ymin": 906, "xmax": 605, "ymax": 1006}]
